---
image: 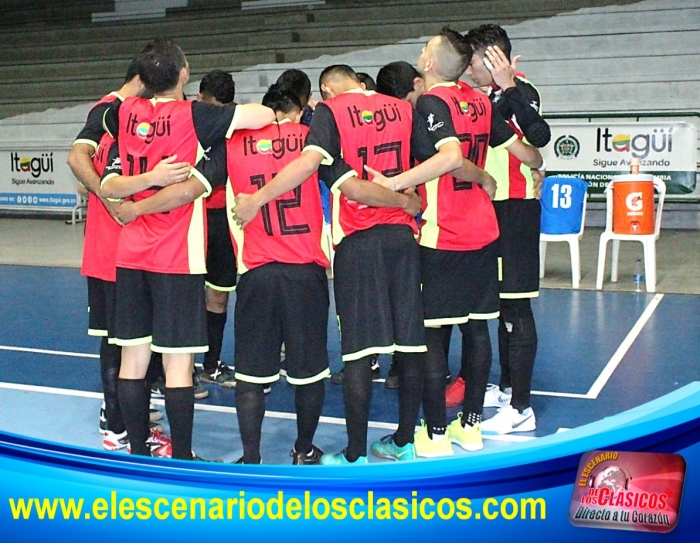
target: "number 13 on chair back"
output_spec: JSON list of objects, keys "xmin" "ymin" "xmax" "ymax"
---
[{"xmin": 540, "ymin": 176, "xmax": 589, "ymax": 288}]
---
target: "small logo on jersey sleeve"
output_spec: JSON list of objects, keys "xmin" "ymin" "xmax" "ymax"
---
[{"xmin": 426, "ymin": 113, "xmax": 444, "ymax": 132}]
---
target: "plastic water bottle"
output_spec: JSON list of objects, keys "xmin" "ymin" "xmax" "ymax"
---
[{"xmin": 633, "ymin": 259, "xmax": 644, "ymax": 292}]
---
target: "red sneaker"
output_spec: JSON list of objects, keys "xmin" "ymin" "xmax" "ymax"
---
[
  {"xmin": 127, "ymin": 428, "xmax": 172, "ymax": 455},
  {"xmin": 151, "ymin": 440, "xmax": 172, "ymax": 458},
  {"xmin": 445, "ymin": 376, "xmax": 466, "ymax": 408}
]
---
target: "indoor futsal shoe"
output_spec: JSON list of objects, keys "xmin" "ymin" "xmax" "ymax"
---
[
  {"xmin": 482, "ymin": 384, "xmax": 512, "ymax": 408},
  {"xmin": 481, "ymin": 405, "xmax": 536, "ymax": 435},
  {"xmin": 199, "ymin": 361, "xmax": 237, "ymax": 388},
  {"xmin": 370, "ymin": 434, "xmax": 416, "ymax": 461},
  {"xmin": 319, "ymin": 450, "xmax": 368, "ymax": 465},
  {"xmin": 445, "ymin": 376, "xmax": 466, "ymax": 408},
  {"xmin": 291, "ymin": 444, "xmax": 324, "ymax": 465},
  {"xmin": 102, "ymin": 430, "xmax": 129, "ymax": 451},
  {"xmin": 447, "ymin": 415, "xmax": 483, "ymax": 452}
]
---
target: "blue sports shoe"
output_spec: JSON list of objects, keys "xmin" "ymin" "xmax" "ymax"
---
[
  {"xmin": 370, "ymin": 434, "xmax": 416, "ymax": 461},
  {"xmin": 319, "ymin": 450, "xmax": 368, "ymax": 465}
]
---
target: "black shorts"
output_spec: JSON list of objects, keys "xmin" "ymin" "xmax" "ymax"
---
[
  {"xmin": 205, "ymin": 208, "xmax": 236, "ymax": 291},
  {"xmin": 494, "ymin": 199, "xmax": 540, "ymax": 299},
  {"xmin": 87, "ymin": 277, "xmax": 116, "ymax": 342},
  {"xmin": 114, "ymin": 268, "xmax": 207, "ymax": 353},
  {"xmin": 420, "ymin": 242, "xmax": 500, "ymax": 326},
  {"xmin": 333, "ymin": 224, "xmax": 426, "ymax": 362},
  {"xmin": 234, "ymin": 263, "xmax": 329, "ymax": 385}
]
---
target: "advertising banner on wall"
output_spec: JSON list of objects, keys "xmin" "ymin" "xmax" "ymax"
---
[
  {"xmin": 541, "ymin": 121, "xmax": 698, "ymax": 198},
  {"xmin": 0, "ymin": 148, "xmax": 77, "ymax": 211}
]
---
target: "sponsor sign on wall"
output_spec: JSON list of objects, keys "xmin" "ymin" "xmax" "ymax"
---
[
  {"xmin": 0, "ymin": 148, "xmax": 78, "ymax": 211},
  {"xmin": 541, "ymin": 121, "xmax": 697, "ymax": 197}
]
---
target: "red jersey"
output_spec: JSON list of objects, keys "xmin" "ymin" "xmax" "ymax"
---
[
  {"xmin": 415, "ymin": 83, "xmax": 504, "ymax": 251},
  {"xmin": 226, "ymin": 120, "xmax": 329, "ymax": 273},
  {"xmin": 107, "ymin": 97, "xmax": 219, "ymax": 275},
  {"xmin": 305, "ymin": 90, "xmax": 416, "ymax": 245},
  {"xmin": 81, "ymin": 132, "xmax": 122, "ymax": 281},
  {"xmin": 77, "ymin": 93, "xmax": 123, "ymax": 282}
]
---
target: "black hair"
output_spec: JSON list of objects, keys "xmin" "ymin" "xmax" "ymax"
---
[
  {"xmin": 466, "ymin": 24, "xmax": 512, "ymax": 60},
  {"xmin": 437, "ymin": 26, "xmax": 473, "ymax": 81},
  {"xmin": 124, "ymin": 58, "xmax": 141, "ymax": 84},
  {"xmin": 262, "ymin": 83, "xmax": 302, "ymax": 114},
  {"xmin": 319, "ymin": 64, "xmax": 358, "ymax": 89},
  {"xmin": 376, "ymin": 61, "xmax": 419, "ymax": 99},
  {"xmin": 356, "ymin": 72, "xmax": 377, "ymax": 91},
  {"xmin": 199, "ymin": 69, "xmax": 235, "ymax": 104},
  {"xmin": 137, "ymin": 38, "xmax": 186, "ymax": 94},
  {"xmin": 276, "ymin": 68, "xmax": 311, "ymax": 107}
]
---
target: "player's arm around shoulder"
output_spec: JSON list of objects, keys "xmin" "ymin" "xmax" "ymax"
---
[{"xmin": 232, "ymin": 103, "xmax": 276, "ymax": 131}]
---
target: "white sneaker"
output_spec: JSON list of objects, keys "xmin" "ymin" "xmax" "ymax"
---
[
  {"xmin": 481, "ymin": 405, "xmax": 536, "ymax": 435},
  {"xmin": 102, "ymin": 430, "xmax": 129, "ymax": 451},
  {"xmin": 483, "ymin": 384, "xmax": 512, "ymax": 408}
]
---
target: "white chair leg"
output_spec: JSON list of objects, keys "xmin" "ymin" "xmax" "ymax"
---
[
  {"xmin": 539, "ymin": 239, "xmax": 547, "ymax": 279},
  {"xmin": 569, "ymin": 239, "xmax": 580, "ymax": 289},
  {"xmin": 611, "ymin": 239, "xmax": 621, "ymax": 283},
  {"xmin": 644, "ymin": 239, "xmax": 656, "ymax": 293},
  {"xmin": 596, "ymin": 235, "xmax": 608, "ymax": 290}
]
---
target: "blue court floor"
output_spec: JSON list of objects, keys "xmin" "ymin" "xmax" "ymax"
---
[{"xmin": 1, "ymin": 262, "xmax": 698, "ymax": 464}]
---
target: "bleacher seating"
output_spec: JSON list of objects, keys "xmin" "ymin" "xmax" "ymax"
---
[{"xmin": 1, "ymin": 0, "xmax": 677, "ymax": 118}]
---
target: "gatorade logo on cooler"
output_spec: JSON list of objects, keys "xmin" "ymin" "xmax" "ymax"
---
[{"xmin": 626, "ymin": 192, "xmax": 644, "ymax": 212}]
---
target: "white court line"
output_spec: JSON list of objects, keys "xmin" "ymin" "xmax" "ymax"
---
[
  {"xmin": 586, "ymin": 293, "xmax": 665, "ymax": 399},
  {"xmin": 0, "ymin": 344, "xmax": 602, "ymax": 399},
  {"xmin": 0, "ymin": 345, "xmax": 98, "ymax": 359},
  {"xmin": 0, "ymin": 381, "xmax": 530, "ymax": 443}
]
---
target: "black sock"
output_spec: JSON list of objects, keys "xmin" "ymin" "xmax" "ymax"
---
[
  {"xmin": 422, "ymin": 327, "xmax": 450, "ymax": 432},
  {"xmin": 459, "ymin": 320, "xmax": 492, "ymax": 417},
  {"xmin": 100, "ymin": 339, "xmax": 125, "ymax": 434},
  {"xmin": 342, "ymin": 357, "xmax": 374, "ymax": 461},
  {"xmin": 461, "ymin": 411, "xmax": 481, "ymax": 428},
  {"xmin": 164, "ymin": 387, "xmax": 194, "ymax": 460},
  {"xmin": 203, "ymin": 311, "xmax": 227, "ymax": 373},
  {"xmin": 294, "ymin": 380, "xmax": 324, "ymax": 454},
  {"xmin": 118, "ymin": 378, "xmax": 150, "ymax": 456},
  {"xmin": 235, "ymin": 381, "xmax": 265, "ymax": 464},
  {"xmin": 501, "ymin": 299, "xmax": 537, "ymax": 412},
  {"xmin": 497, "ymin": 316, "xmax": 512, "ymax": 390},
  {"xmin": 146, "ymin": 352, "xmax": 165, "ymax": 388},
  {"xmin": 459, "ymin": 329, "xmax": 473, "ymax": 381},
  {"xmin": 394, "ymin": 352, "xmax": 423, "ymax": 447}
]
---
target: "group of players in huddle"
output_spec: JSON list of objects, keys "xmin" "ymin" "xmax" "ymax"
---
[{"xmin": 67, "ymin": 22, "xmax": 550, "ymax": 465}]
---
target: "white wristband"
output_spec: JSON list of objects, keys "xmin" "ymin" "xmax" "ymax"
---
[{"xmin": 536, "ymin": 158, "xmax": 547, "ymax": 172}]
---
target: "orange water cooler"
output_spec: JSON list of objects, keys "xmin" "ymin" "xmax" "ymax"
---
[{"xmin": 610, "ymin": 173, "xmax": 656, "ymax": 234}]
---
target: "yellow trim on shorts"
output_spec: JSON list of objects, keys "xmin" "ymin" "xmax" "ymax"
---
[
  {"xmin": 115, "ymin": 335, "xmax": 153, "ymax": 347},
  {"xmin": 235, "ymin": 372, "xmax": 281, "ymax": 385},
  {"xmin": 468, "ymin": 311, "xmax": 500, "ymax": 320},
  {"xmin": 152, "ymin": 345, "xmax": 209, "ymax": 354},
  {"xmin": 205, "ymin": 280, "xmax": 236, "ymax": 292},
  {"xmin": 88, "ymin": 328, "xmax": 108, "ymax": 337},
  {"xmin": 424, "ymin": 316, "xmax": 470, "ymax": 327},
  {"xmin": 342, "ymin": 344, "xmax": 427, "ymax": 363},
  {"xmin": 107, "ymin": 337, "xmax": 119, "ymax": 345},
  {"xmin": 500, "ymin": 291, "xmax": 540, "ymax": 299},
  {"xmin": 286, "ymin": 368, "xmax": 331, "ymax": 386}
]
